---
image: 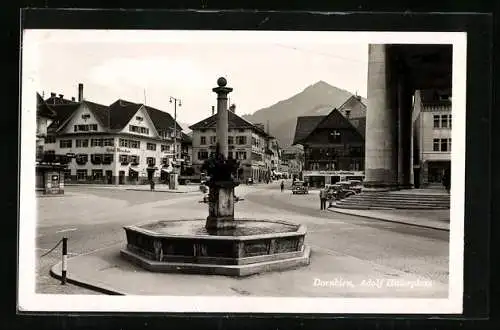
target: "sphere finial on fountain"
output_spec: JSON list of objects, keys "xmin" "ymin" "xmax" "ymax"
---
[{"xmin": 217, "ymin": 77, "xmax": 227, "ymax": 87}]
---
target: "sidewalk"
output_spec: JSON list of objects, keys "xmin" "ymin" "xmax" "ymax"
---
[
  {"xmin": 65, "ymin": 183, "xmax": 200, "ymax": 193},
  {"xmin": 50, "ymin": 243, "xmax": 448, "ymax": 298},
  {"xmin": 328, "ymin": 206, "xmax": 450, "ymax": 231}
]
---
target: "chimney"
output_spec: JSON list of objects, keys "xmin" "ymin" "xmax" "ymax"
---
[
  {"xmin": 211, "ymin": 106, "xmax": 215, "ymax": 116},
  {"xmin": 71, "ymin": 97, "xmax": 75, "ymax": 101},
  {"xmin": 229, "ymin": 104, "xmax": 236, "ymax": 113},
  {"xmin": 58, "ymin": 94, "xmax": 64, "ymax": 99},
  {"xmin": 78, "ymin": 83, "xmax": 84, "ymax": 102},
  {"xmin": 50, "ymin": 92, "xmax": 56, "ymax": 98}
]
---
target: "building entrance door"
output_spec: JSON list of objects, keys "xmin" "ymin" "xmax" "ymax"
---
[
  {"xmin": 106, "ymin": 170, "xmax": 113, "ymax": 184},
  {"xmin": 119, "ymin": 171, "xmax": 125, "ymax": 184}
]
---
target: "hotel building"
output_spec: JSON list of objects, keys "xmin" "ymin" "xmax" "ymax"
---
[{"xmin": 42, "ymin": 85, "xmax": 183, "ymax": 185}]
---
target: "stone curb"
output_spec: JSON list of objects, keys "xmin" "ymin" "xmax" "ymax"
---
[
  {"xmin": 50, "ymin": 261, "xmax": 125, "ymax": 296},
  {"xmin": 327, "ymin": 207, "xmax": 449, "ymax": 232}
]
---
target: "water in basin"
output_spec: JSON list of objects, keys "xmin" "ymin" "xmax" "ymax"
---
[{"xmin": 139, "ymin": 219, "xmax": 298, "ymax": 236}]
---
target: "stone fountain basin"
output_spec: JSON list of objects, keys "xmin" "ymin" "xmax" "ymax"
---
[{"xmin": 121, "ymin": 219, "xmax": 309, "ymax": 276}]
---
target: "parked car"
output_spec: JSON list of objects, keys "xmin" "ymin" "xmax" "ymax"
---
[
  {"xmin": 345, "ymin": 180, "xmax": 363, "ymax": 194},
  {"xmin": 292, "ymin": 181, "xmax": 309, "ymax": 194},
  {"xmin": 326, "ymin": 183, "xmax": 356, "ymax": 201},
  {"xmin": 337, "ymin": 181, "xmax": 362, "ymax": 194}
]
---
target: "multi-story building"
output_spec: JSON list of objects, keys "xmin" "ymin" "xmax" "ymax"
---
[
  {"xmin": 35, "ymin": 93, "xmax": 68, "ymax": 194},
  {"xmin": 189, "ymin": 108, "xmax": 278, "ymax": 182},
  {"xmin": 412, "ymin": 89, "xmax": 452, "ymax": 188},
  {"xmin": 280, "ymin": 146, "xmax": 304, "ymax": 179},
  {"xmin": 42, "ymin": 84, "xmax": 183, "ymax": 185},
  {"xmin": 292, "ymin": 95, "xmax": 366, "ymax": 187}
]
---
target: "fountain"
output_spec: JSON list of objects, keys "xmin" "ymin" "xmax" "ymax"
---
[{"xmin": 121, "ymin": 78, "xmax": 310, "ymax": 276}]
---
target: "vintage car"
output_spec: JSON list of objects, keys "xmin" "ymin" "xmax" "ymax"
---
[
  {"xmin": 292, "ymin": 181, "xmax": 309, "ymax": 194},
  {"xmin": 326, "ymin": 183, "xmax": 356, "ymax": 201},
  {"xmin": 337, "ymin": 181, "xmax": 363, "ymax": 194}
]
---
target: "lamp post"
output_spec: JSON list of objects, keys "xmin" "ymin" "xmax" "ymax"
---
[{"xmin": 169, "ymin": 96, "xmax": 182, "ymax": 189}]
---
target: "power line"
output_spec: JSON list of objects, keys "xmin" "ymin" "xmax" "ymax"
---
[{"xmin": 273, "ymin": 43, "xmax": 366, "ymax": 64}]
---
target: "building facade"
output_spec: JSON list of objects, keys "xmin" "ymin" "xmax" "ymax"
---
[
  {"xmin": 36, "ymin": 93, "xmax": 68, "ymax": 194},
  {"xmin": 189, "ymin": 110, "xmax": 278, "ymax": 182},
  {"xmin": 280, "ymin": 146, "xmax": 304, "ymax": 179},
  {"xmin": 412, "ymin": 89, "xmax": 452, "ymax": 188},
  {"xmin": 42, "ymin": 85, "xmax": 183, "ymax": 185},
  {"xmin": 293, "ymin": 99, "xmax": 366, "ymax": 187}
]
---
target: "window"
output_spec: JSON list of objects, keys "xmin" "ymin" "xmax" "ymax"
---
[
  {"xmin": 236, "ymin": 136, "xmax": 247, "ymax": 145},
  {"xmin": 210, "ymin": 136, "xmax": 217, "ymax": 144},
  {"xmin": 200, "ymin": 136, "xmax": 206, "ymax": 145},
  {"xmin": 345, "ymin": 110, "xmax": 351, "ymax": 118},
  {"xmin": 448, "ymin": 138, "xmax": 452, "ymax": 151},
  {"xmin": 91, "ymin": 138, "xmax": 103, "ymax": 147},
  {"xmin": 228, "ymin": 151, "xmax": 233, "ymax": 159},
  {"xmin": 103, "ymin": 138, "xmax": 114, "ymax": 146},
  {"xmin": 328, "ymin": 130, "xmax": 341, "ymax": 143},
  {"xmin": 228, "ymin": 136, "xmax": 234, "ymax": 145},
  {"xmin": 59, "ymin": 139, "xmax": 72, "ymax": 148},
  {"xmin": 76, "ymin": 169, "xmax": 87, "ymax": 181},
  {"xmin": 433, "ymin": 139, "xmax": 440, "ymax": 151},
  {"xmin": 433, "ymin": 115, "xmax": 440, "ymax": 128},
  {"xmin": 76, "ymin": 139, "xmax": 89, "ymax": 148},
  {"xmin": 136, "ymin": 116, "xmax": 143, "ymax": 121},
  {"xmin": 102, "ymin": 154, "xmax": 114, "ymax": 164},
  {"xmin": 129, "ymin": 125, "xmax": 149, "ymax": 135},
  {"xmin": 129, "ymin": 155, "xmax": 140, "ymax": 164},
  {"xmin": 209, "ymin": 151, "xmax": 216, "ymax": 158},
  {"xmin": 120, "ymin": 138, "xmax": 140, "ymax": 149},
  {"xmin": 74, "ymin": 124, "xmax": 98, "ymax": 132},
  {"xmin": 349, "ymin": 146, "xmax": 362, "ymax": 157},
  {"xmin": 45, "ymin": 135, "xmax": 56, "ymax": 144},
  {"xmin": 147, "ymin": 143, "xmax": 157, "ymax": 151},
  {"xmin": 119, "ymin": 154, "xmax": 129, "ymax": 164},
  {"xmin": 147, "ymin": 157, "xmax": 156, "ymax": 166},
  {"xmin": 200, "ymin": 129, "xmax": 206, "ymax": 133},
  {"xmin": 161, "ymin": 144, "xmax": 170, "ymax": 152},
  {"xmin": 92, "ymin": 169, "xmax": 103, "ymax": 180},
  {"xmin": 75, "ymin": 154, "xmax": 88, "ymax": 165},
  {"xmin": 441, "ymin": 115, "xmax": 448, "ymax": 128},
  {"xmin": 91, "ymin": 154, "xmax": 103, "ymax": 164},
  {"xmin": 440, "ymin": 139, "xmax": 448, "ymax": 152},
  {"xmin": 236, "ymin": 151, "xmax": 247, "ymax": 160},
  {"xmin": 238, "ymin": 129, "xmax": 245, "ymax": 133},
  {"xmin": 198, "ymin": 150, "xmax": 209, "ymax": 160},
  {"xmin": 448, "ymin": 114, "xmax": 452, "ymax": 129}
]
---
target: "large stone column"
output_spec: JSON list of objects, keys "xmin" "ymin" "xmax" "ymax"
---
[
  {"xmin": 364, "ymin": 44, "xmax": 398, "ymax": 190},
  {"xmin": 397, "ymin": 74, "xmax": 413, "ymax": 189}
]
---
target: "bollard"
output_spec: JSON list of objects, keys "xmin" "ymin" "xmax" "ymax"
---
[{"xmin": 61, "ymin": 237, "xmax": 68, "ymax": 285}]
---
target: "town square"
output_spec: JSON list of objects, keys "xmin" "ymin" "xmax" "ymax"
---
[{"xmin": 19, "ymin": 29, "xmax": 465, "ymax": 314}]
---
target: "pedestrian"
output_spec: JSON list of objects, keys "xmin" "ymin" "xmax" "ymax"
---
[
  {"xmin": 150, "ymin": 180, "xmax": 155, "ymax": 192},
  {"xmin": 280, "ymin": 181, "xmax": 284, "ymax": 192},
  {"xmin": 319, "ymin": 188, "xmax": 327, "ymax": 210},
  {"xmin": 442, "ymin": 168, "xmax": 451, "ymax": 193}
]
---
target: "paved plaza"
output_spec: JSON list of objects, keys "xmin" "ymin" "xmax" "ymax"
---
[{"xmin": 36, "ymin": 182, "xmax": 450, "ymax": 297}]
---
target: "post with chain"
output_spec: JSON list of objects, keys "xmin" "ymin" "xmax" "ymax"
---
[{"xmin": 61, "ymin": 237, "xmax": 68, "ymax": 285}]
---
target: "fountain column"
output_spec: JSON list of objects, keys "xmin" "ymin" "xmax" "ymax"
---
[{"xmin": 205, "ymin": 77, "xmax": 238, "ymax": 230}]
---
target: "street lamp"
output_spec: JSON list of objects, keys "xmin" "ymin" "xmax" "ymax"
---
[{"xmin": 169, "ymin": 96, "xmax": 181, "ymax": 189}]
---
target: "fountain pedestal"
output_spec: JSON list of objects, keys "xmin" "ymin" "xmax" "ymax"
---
[{"xmin": 206, "ymin": 180, "xmax": 238, "ymax": 230}]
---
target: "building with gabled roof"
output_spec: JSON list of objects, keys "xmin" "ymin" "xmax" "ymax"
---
[
  {"xmin": 292, "ymin": 96, "xmax": 366, "ymax": 187},
  {"xmin": 42, "ymin": 84, "xmax": 185, "ymax": 185},
  {"xmin": 189, "ymin": 109, "xmax": 279, "ymax": 182}
]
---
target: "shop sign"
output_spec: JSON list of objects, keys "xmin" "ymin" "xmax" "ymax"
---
[{"xmin": 106, "ymin": 147, "xmax": 131, "ymax": 153}]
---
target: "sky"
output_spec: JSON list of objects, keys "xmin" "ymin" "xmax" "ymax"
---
[{"xmin": 27, "ymin": 30, "xmax": 369, "ymax": 126}]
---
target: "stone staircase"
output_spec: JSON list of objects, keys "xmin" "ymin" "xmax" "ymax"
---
[{"xmin": 333, "ymin": 190, "xmax": 450, "ymax": 210}]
